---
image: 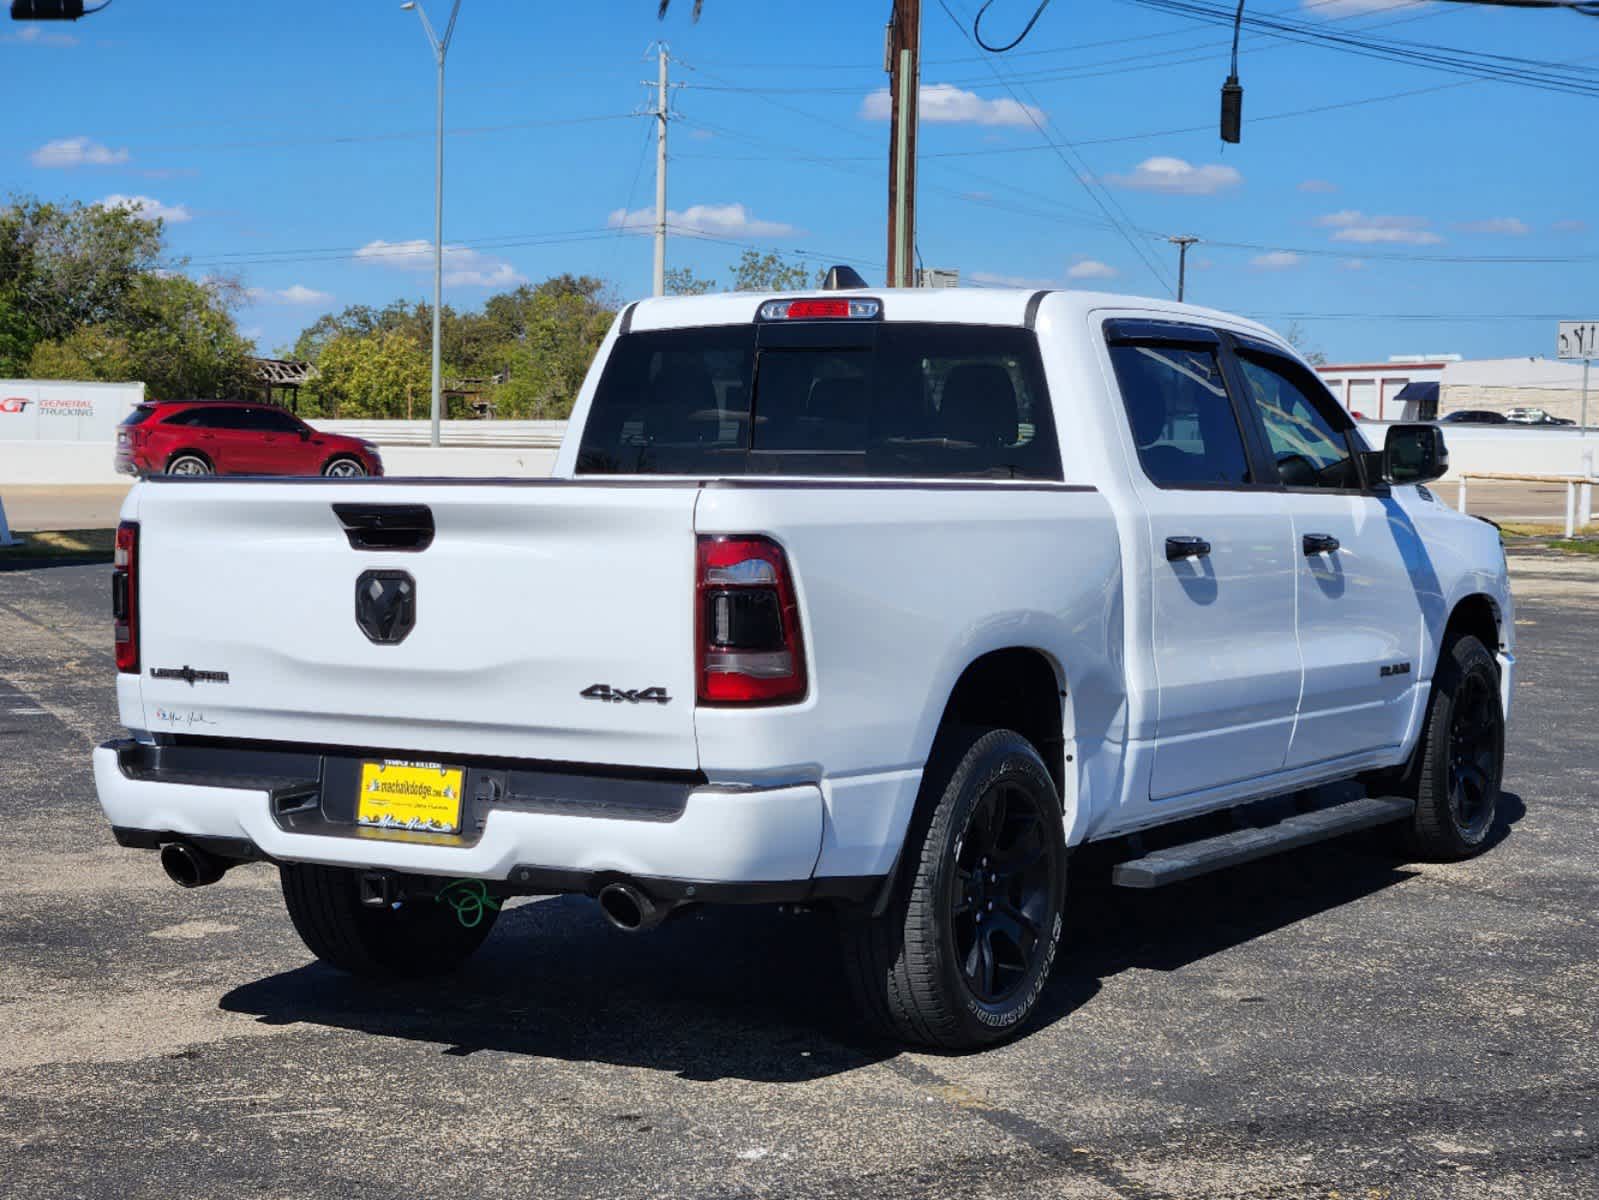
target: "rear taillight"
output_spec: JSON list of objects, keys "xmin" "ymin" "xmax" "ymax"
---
[
  {"xmin": 112, "ymin": 521, "xmax": 139, "ymax": 673},
  {"xmin": 696, "ymin": 535, "xmax": 806, "ymax": 706}
]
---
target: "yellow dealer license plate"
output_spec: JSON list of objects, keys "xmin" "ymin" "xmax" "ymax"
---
[{"xmin": 356, "ymin": 760, "xmax": 464, "ymax": 835}]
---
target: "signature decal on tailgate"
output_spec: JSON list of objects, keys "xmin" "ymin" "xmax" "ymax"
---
[
  {"xmin": 581, "ymin": 684, "xmax": 672, "ymax": 705},
  {"xmin": 149, "ymin": 665, "xmax": 230, "ymax": 686}
]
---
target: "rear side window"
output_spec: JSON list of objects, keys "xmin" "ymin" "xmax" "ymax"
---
[
  {"xmin": 575, "ymin": 323, "xmax": 1062, "ymax": 480},
  {"xmin": 1108, "ymin": 343, "xmax": 1251, "ymax": 487},
  {"xmin": 161, "ymin": 407, "xmax": 217, "ymax": 428},
  {"xmin": 121, "ymin": 406, "xmax": 157, "ymax": 427}
]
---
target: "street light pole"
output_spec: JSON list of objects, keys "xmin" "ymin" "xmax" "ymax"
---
[
  {"xmin": 1167, "ymin": 235, "xmax": 1199, "ymax": 303},
  {"xmin": 402, "ymin": 0, "xmax": 462, "ymax": 449}
]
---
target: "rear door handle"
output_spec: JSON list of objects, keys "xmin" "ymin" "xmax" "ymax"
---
[
  {"xmin": 1165, "ymin": 535, "xmax": 1211, "ymax": 561},
  {"xmin": 1303, "ymin": 533, "xmax": 1341, "ymax": 556}
]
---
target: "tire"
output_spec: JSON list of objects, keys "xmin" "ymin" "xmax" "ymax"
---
[
  {"xmin": 279, "ymin": 864, "xmax": 498, "ymax": 978},
  {"xmin": 842, "ymin": 727, "xmax": 1067, "ymax": 1050},
  {"xmin": 322, "ymin": 456, "xmax": 367, "ymax": 478},
  {"xmin": 1403, "ymin": 634, "xmax": 1505, "ymax": 861},
  {"xmin": 165, "ymin": 452, "xmax": 212, "ymax": 476}
]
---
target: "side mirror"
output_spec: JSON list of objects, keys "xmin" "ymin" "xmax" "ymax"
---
[
  {"xmin": 299, "ymin": 428, "xmax": 312, "ymax": 441},
  {"xmin": 1383, "ymin": 423, "xmax": 1448, "ymax": 485}
]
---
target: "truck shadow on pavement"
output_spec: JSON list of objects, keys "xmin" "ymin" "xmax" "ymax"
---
[{"xmin": 219, "ymin": 792, "xmax": 1523, "ymax": 1080}]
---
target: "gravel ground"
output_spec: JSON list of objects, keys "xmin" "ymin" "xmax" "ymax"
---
[{"xmin": 1, "ymin": 552, "xmax": 1594, "ymax": 1200}]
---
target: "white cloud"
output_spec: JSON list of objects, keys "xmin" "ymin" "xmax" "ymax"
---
[
  {"xmin": 95, "ymin": 194, "xmax": 191, "ymax": 223},
  {"xmin": 969, "ymin": 270, "xmax": 1055, "ymax": 288},
  {"xmin": 1454, "ymin": 217, "xmax": 1529, "ymax": 236},
  {"xmin": 247, "ymin": 284, "xmax": 333, "ymax": 306},
  {"xmin": 1298, "ymin": 178, "xmax": 1337, "ymax": 194},
  {"xmin": 607, "ymin": 202, "xmax": 797, "ymax": 239},
  {"xmin": 1316, "ymin": 210, "xmax": 1441, "ymax": 245},
  {"xmin": 860, "ymin": 83, "xmax": 1044, "ymax": 128},
  {"xmin": 1251, "ymin": 251, "xmax": 1301, "ymax": 271},
  {"xmin": 1067, "ymin": 259, "xmax": 1119, "ymax": 280},
  {"xmin": 1552, "ymin": 219, "xmax": 1588, "ymax": 234},
  {"xmin": 1105, "ymin": 157, "xmax": 1242, "ymax": 196},
  {"xmin": 31, "ymin": 137, "xmax": 129, "ymax": 168},
  {"xmin": 354, "ymin": 239, "xmax": 527, "ymax": 288},
  {"xmin": 3, "ymin": 25, "xmax": 78, "ymax": 46},
  {"xmin": 1340, "ymin": 259, "xmax": 1368, "ymax": 271}
]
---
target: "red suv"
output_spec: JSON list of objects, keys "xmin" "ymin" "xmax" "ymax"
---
[{"xmin": 116, "ymin": 401, "xmax": 383, "ymax": 478}]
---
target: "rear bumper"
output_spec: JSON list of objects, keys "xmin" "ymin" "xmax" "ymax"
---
[{"xmin": 94, "ymin": 740, "xmax": 850, "ymax": 899}]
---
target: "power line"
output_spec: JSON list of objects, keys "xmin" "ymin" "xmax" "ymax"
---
[{"xmin": 933, "ymin": 0, "xmax": 1174, "ymax": 291}]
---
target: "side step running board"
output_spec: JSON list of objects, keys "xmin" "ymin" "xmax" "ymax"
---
[{"xmin": 1111, "ymin": 794, "xmax": 1415, "ymax": 889}]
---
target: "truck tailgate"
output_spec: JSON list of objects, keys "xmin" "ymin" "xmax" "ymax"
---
[{"xmin": 129, "ymin": 480, "xmax": 701, "ymax": 770}]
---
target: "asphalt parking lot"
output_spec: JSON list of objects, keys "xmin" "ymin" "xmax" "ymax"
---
[{"xmin": 2, "ymin": 552, "xmax": 1595, "ymax": 1200}]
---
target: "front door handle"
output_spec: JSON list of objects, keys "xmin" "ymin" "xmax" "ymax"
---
[
  {"xmin": 1303, "ymin": 533, "xmax": 1341, "ymax": 556},
  {"xmin": 1165, "ymin": 535, "xmax": 1212, "ymax": 561}
]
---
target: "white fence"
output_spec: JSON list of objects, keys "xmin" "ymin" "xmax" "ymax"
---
[{"xmin": 313, "ymin": 419, "xmax": 566, "ymax": 449}]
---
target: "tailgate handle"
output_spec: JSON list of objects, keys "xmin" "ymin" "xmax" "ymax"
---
[{"xmin": 333, "ymin": 504, "xmax": 435, "ymax": 552}]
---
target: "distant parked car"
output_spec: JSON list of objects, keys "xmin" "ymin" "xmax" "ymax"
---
[
  {"xmin": 1439, "ymin": 410, "xmax": 1509, "ymax": 425},
  {"xmin": 116, "ymin": 401, "xmax": 383, "ymax": 478},
  {"xmin": 1504, "ymin": 407, "xmax": 1574, "ymax": 426}
]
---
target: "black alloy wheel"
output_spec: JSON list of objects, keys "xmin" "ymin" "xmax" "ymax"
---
[{"xmin": 951, "ymin": 780, "xmax": 1054, "ymax": 1006}]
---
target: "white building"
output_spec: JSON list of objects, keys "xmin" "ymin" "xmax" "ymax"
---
[{"xmin": 1318, "ymin": 357, "xmax": 1457, "ymax": 421}]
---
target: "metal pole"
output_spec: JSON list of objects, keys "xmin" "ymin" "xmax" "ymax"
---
[
  {"xmin": 1582, "ymin": 357, "xmax": 1590, "ymax": 436},
  {"xmin": 430, "ymin": 46, "xmax": 445, "ymax": 447},
  {"xmin": 653, "ymin": 45, "xmax": 668, "ymax": 297}
]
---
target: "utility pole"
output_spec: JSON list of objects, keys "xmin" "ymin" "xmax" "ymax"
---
[
  {"xmin": 886, "ymin": 1, "xmax": 920, "ymax": 289},
  {"xmin": 401, "ymin": 0, "xmax": 463, "ymax": 449},
  {"xmin": 1167, "ymin": 235, "xmax": 1199, "ymax": 302},
  {"xmin": 652, "ymin": 44, "xmax": 669, "ymax": 297}
]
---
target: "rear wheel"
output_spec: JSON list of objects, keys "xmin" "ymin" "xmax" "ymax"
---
[
  {"xmin": 1404, "ymin": 634, "xmax": 1504, "ymax": 861},
  {"xmin": 323, "ymin": 456, "xmax": 367, "ymax": 478},
  {"xmin": 165, "ymin": 453, "xmax": 212, "ymax": 476},
  {"xmin": 280, "ymin": 864, "xmax": 498, "ymax": 978},
  {"xmin": 843, "ymin": 728, "xmax": 1066, "ymax": 1050}
]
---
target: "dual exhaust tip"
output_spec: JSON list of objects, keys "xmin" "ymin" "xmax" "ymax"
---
[{"xmin": 161, "ymin": 841, "xmax": 679, "ymax": 935}]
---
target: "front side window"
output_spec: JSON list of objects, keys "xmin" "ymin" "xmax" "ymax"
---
[
  {"xmin": 576, "ymin": 323, "xmax": 1061, "ymax": 480},
  {"xmin": 1108, "ymin": 343, "xmax": 1251, "ymax": 486},
  {"xmin": 1235, "ymin": 354, "xmax": 1360, "ymax": 490}
]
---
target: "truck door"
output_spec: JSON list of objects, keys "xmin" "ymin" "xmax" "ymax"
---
[
  {"xmin": 1104, "ymin": 320, "xmax": 1302, "ymax": 801},
  {"xmin": 1225, "ymin": 341, "xmax": 1426, "ymax": 766}
]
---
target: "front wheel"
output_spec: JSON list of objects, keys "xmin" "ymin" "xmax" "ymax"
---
[
  {"xmin": 280, "ymin": 864, "xmax": 498, "ymax": 978},
  {"xmin": 1404, "ymin": 634, "xmax": 1505, "ymax": 860},
  {"xmin": 843, "ymin": 727, "xmax": 1066, "ymax": 1050}
]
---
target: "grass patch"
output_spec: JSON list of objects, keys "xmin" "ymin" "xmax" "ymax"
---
[
  {"xmin": 1547, "ymin": 538, "xmax": 1599, "ymax": 556},
  {"xmin": 0, "ymin": 528, "xmax": 115, "ymax": 561}
]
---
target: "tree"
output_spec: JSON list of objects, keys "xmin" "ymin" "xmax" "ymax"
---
[
  {"xmin": 730, "ymin": 249, "xmax": 819, "ymax": 293},
  {"xmin": 664, "ymin": 266, "xmax": 717, "ymax": 296},
  {"xmin": 0, "ymin": 196, "xmax": 165, "ymax": 374},
  {"xmin": 487, "ymin": 277, "xmax": 616, "ymax": 419},
  {"xmin": 27, "ymin": 274, "xmax": 251, "ymax": 399},
  {"xmin": 1282, "ymin": 320, "xmax": 1328, "ymax": 367},
  {"xmin": 313, "ymin": 330, "xmax": 430, "ymax": 419}
]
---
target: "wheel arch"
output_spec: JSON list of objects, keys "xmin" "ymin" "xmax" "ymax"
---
[
  {"xmin": 1442, "ymin": 592, "xmax": 1503, "ymax": 661},
  {"xmin": 321, "ymin": 451, "xmax": 366, "ymax": 473},
  {"xmin": 932, "ymin": 647, "xmax": 1070, "ymax": 799}
]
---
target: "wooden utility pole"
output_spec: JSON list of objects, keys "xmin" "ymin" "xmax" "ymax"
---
[
  {"xmin": 886, "ymin": 1, "xmax": 920, "ymax": 289},
  {"xmin": 652, "ymin": 43, "xmax": 670, "ymax": 297},
  {"xmin": 1167, "ymin": 235, "xmax": 1200, "ymax": 302}
]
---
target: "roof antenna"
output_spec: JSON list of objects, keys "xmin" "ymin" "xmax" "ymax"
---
[{"xmin": 822, "ymin": 265, "xmax": 870, "ymax": 291}]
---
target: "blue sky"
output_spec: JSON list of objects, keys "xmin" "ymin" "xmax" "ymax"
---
[{"xmin": 5, "ymin": 0, "xmax": 1594, "ymax": 363}]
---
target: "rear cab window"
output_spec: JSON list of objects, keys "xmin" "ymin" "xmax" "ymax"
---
[{"xmin": 575, "ymin": 321, "xmax": 1062, "ymax": 480}]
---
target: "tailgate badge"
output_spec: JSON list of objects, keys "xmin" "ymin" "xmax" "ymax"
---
[
  {"xmin": 356, "ymin": 570, "xmax": 416, "ymax": 645},
  {"xmin": 149, "ymin": 665, "xmax": 230, "ymax": 686}
]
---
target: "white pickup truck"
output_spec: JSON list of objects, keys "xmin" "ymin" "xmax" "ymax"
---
[{"xmin": 95, "ymin": 283, "xmax": 1514, "ymax": 1049}]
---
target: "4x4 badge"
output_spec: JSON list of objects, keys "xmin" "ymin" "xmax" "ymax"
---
[{"xmin": 581, "ymin": 684, "xmax": 671, "ymax": 705}]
